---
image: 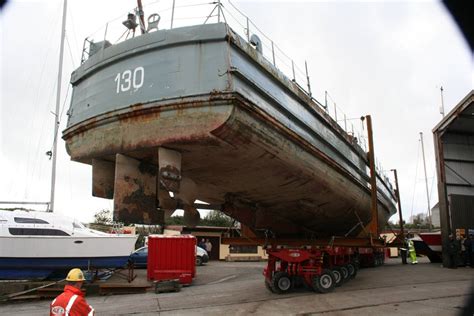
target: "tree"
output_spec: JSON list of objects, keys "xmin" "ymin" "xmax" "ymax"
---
[
  {"xmin": 165, "ymin": 215, "xmax": 185, "ymax": 225},
  {"xmin": 93, "ymin": 209, "xmax": 112, "ymax": 225},
  {"xmin": 384, "ymin": 220, "xmax": 399, "ymax": 230},
  {"xmin": 201, "ymin": 210, "xmax": 235, "ymax": 227},
  {"xmin": 403, "ymin": 213, "xmax": 431, "ymax": 229},
  {"xmin": 164, "ymin": 210, "xmax": 236, "ymax": 227}
]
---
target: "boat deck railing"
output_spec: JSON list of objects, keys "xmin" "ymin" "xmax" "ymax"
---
[{"xmin": 80, "ymin": 0, "xmax": 393, "ymax": 189}]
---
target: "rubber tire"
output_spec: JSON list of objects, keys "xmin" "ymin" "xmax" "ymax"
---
[
  {"xmin": 264, "ymin": 279, "xmax": 274, "ymax": 293},
  {"xmin": 196, "ymin": 256, "xmax": 203, "ymax": 266},
  {"xmin": 340, "ymin": 265, "xmax": 349, "ymax": 281},
  {"xmin": 270, "ymin": 272, "xmax": 293, "ymax": 294},
  {"xmin": 312, "ymin": 269, "xmax": 336, "ymax": 293},
  {"xmin": 331, "ymin": 267, "xmax": 344, "ymax": 287},
  {"xmin": 346, "ymin": 263, "xmax": 357, "ymax": 279}
]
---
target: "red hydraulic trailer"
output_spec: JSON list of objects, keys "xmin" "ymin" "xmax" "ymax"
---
[
  {"xmin": 264, "ymin": 245, "xmax": 356, "ymax": 293},
  {"xmin": 223, "ymin": 236, "xmax": 386, "ymax": 294},
  {"xmin": 220, "ymin": 115, "xmax": 396, "ymax": 294}
]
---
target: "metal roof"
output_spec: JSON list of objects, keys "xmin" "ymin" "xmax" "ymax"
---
[{"xmin": 433, "ymin": 90, "xmax": 474, "ymax": 135}]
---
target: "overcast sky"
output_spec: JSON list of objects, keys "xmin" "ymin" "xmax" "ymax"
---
[{"xmin": 1, "ymin": 0, "xmax": 472, "ymax": 224}]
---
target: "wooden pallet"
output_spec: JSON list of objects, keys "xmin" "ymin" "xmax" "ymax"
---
[{"xmin": 154, "ymin": 279, "xmax": 181, "ymax": 294}]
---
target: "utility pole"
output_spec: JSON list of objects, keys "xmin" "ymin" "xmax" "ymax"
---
[
  {"xmin": 420, "ymin": 132, "xmax": 433, "ymax": 230},
  {"xmin": 49, "ymin": 0, "xmax": 67, "ymax": 213}
]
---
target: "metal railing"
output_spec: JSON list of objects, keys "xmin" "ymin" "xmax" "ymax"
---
[{"xmin": 79, "ymin": 0, "xmax": 393, "ymax": 187}]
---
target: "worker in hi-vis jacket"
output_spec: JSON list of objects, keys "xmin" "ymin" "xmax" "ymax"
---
[
  {"xmin": 50, "ymin": 268, "xmax": 94, "ymax": 316},
  {"xmin": 408, "ymin": 238, "xmax": 418, "ymax": 264}
]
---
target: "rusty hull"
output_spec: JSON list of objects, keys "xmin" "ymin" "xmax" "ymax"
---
[{"xmin": 64, "ymin": 92, "xmax": 391, "ymax": 236}]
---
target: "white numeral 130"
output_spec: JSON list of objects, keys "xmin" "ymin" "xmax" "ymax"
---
[{"xmin": 114, "ymin": 67, "xmax": 144, "ymax": 93}]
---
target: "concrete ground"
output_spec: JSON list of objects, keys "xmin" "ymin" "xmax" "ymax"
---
[{"xmin": 1, "ymin": 257, "xmax": 473, "ymax": 315}]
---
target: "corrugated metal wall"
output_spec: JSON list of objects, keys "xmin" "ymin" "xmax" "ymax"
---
[
  {"xmin": 449, "ymin": 194, "xmax": 474, "ymax": 233},
  {"xmin": 443, "ymin": 134, "xmax": 474, "ymax": 197}
]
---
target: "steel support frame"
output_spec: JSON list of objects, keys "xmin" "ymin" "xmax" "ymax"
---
[
  {"xmin": 365, "ymin": 115, "xmax": 379, "ymax": 238},
  {"xmin": 434, "ymin": 131, "xmax": 452, "ymax": 267}
]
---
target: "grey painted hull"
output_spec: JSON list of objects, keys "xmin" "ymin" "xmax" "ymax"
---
[{"xmin": 63, "ymin": 23, "xmax": 397, "ymax": 237}]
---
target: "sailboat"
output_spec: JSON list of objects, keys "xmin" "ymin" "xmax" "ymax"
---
[{"xmin": 0, "ymin": 0, "xmax": 137, "ymax": 280}]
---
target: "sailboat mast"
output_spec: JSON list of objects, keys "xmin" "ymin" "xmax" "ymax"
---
[
  {"xmin": 49, "ymin": 0, "xmax": 68, "ymax": 212},
  {"xmin": 439, "ymin": 86, "xmax": 445, "ymax": 118},
  {"xmin": 419, "ymin": 132, "xmax": 433, "ymax": 231}
]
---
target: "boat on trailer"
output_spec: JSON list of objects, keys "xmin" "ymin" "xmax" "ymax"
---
[
  {"xmin": 412, "ymin": 231, "xmax": 442, "ymax": 262},
  {"xmin": 0, "ymin": 210, "xmax": 137, "ymax": 280},
  {"xmin": 62, "ymin": 1, "xmax": 397, "ymax": 238}
]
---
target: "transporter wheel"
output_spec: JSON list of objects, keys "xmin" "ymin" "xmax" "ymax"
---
[
  {"xmin": 331, "ymin": 267, "xmax": 344, "ymax": 287},
  {"xmin": 264, "ymin": 279, "xmax": 274, "ymax": 293},
  {"xmin": 346, "ymin": 263, "xmax": 357, "ymax": 279},
  {"xmin": 340, "ymin": 265, "xmax": 349, "ymax": 281},
  {"xmin": 270, "ymin": 272, "xmax": 293, "ymax": 294},
  {"xmin": 312, "ymin": 269, "xmax": 336, "ymax": 293}
]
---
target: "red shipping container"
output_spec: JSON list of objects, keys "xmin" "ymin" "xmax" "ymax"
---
[{"xmin": 147, "ymin": 235, "xmax": 196, "ymax": 285}]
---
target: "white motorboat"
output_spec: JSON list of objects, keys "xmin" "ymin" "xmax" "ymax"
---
[{"xmin": 0, "ymin": 210, "xmax": 137, "ymax": 280}]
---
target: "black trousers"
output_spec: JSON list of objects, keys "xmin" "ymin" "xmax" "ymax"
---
[
  {"xmin": 449, "ymin": 254, "xmax": 458, "ymax": 268},
  {"xmin": 400, "ymin": 250, "xmax": 407, "ymax": 264}
]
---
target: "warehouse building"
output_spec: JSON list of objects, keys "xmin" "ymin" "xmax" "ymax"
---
[
  {"xmin": 433, "ymin": 90, "xmax": 474, "ymax": 267},
  {"xmin": 164, "ymin": 225, "xmax": 267, "ymax": 261}
]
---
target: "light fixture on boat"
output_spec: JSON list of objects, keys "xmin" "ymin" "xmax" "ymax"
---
[{"xmin": 123, "ymin": 13, "xmax": 138, "ymax": 30}]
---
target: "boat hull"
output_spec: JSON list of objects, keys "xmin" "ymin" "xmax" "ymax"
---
[
  {"xmin": 0, "ymin": 236, "xmax": 137, "ymax": 279},
  {"xmin": 0, "ymin": 235, "xmax": 137, "ymax": 258},
  {"xmin": 63, "ymin": 23, "xmax": 397, "ymax": 237},
  {"xmin": 0, "ymin": 210, "xmax": 138, "ymax": 280},
  {"xmin": 419, "ymin": 232, "xmax": 442, "ymax": 252},
  {"xmin": 413, "ymin": 232, "xmax": 442, "ymax": 263},
  {"xmin": 0, "ymin": 257, "xmax": 131, "ymax": 280}
]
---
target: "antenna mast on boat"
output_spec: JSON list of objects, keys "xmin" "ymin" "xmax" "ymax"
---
[
  {"xmin": 137, "ymin": 0, "xmax": 146, "ymax": 34},
  {"xmin": 439, "ymin": 86, "xmax": 445, "ymax": 118},
  {"xmin": 49, "ymin": 0, "xmax": 68, "ymax": 213},
  {"xmin": 419, "ymin": 132, "xmax": 433, "ymax": 231}
]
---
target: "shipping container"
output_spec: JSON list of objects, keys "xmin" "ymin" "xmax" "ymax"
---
[{"xmin": 147, "ymin": 235, "xmax": 196, "ymax": 285}]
